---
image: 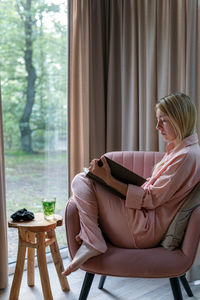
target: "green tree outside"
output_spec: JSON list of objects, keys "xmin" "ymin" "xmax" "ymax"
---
[{"xmin": 0, "ymin": 0, "xmax": 68, "ymax": 153}]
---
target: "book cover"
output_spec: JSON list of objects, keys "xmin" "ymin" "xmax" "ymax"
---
[{"xmin": 84, "ymin": 156, "xmax": 146, "ymax": 199}]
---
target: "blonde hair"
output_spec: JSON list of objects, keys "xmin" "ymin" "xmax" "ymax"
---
[{"xmin": 156, "ymin": 93, "xmax": 197, "ymax": 143}]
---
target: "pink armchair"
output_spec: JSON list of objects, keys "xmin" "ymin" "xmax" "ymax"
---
[{"xmin": 65, "ymin": 151, "xmax": 200, "ymax": 300}]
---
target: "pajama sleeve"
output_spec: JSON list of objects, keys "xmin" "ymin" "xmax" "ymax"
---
[{"xmin": 125, "ymin": 152, "xmax": 196, "ymax": 210}]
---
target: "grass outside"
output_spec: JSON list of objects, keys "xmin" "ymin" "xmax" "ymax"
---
[{"xmin": 5, "ymin": 151, "xmax": 69, "ymax": 263}]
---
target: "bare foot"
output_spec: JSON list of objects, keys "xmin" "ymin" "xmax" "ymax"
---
[{"xmin": 62, "ymin": 242, "xmax": 101, "ymax": 276}]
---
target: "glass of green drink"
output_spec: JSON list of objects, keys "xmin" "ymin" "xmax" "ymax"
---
[{"xmin": 42, "ymin": 197, "xmax": 56, "ymax": 220}]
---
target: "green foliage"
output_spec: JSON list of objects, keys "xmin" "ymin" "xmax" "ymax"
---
[{"xmin": 0, "ymin": 0, "xmax": 68, "ymax": 152}]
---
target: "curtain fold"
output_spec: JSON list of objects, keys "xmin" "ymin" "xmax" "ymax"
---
[
  {"xmin": 69, "ymin": 0, "xmax": 200, "ymax": 182},
  {"xmin": 0, "ymin": 83, "xmax": 8, "ymax": 289},
  {"xmin": 69, "ymin": 0, "xmax": 200, "ymax": 280}
]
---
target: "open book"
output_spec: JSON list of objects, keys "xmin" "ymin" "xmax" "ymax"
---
[{"xmin": 84, "ymin": 156, "xmax": 146, "ymax": 199}]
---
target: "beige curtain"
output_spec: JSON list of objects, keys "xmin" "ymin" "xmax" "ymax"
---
[
  {"xmin": 69, "ymin": 0, "xmax": 200, "ymax": 182},
  {"xmin": 0, "ymin": 84, "xmax": 8, "ymax": 289},
  {"xmin": 69, "ymin": 0, "xmax": 200, "ymax": 280}
]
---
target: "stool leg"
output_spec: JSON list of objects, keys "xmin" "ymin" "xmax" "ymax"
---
[
  {"xmin": 9, "ymin": 229, "xmax": 27, "ymax": 300},
  {"xmin": 37, "ymin": 232, "xmax": 53, "ymax": 300},
  {"xmin": 47, "ymin": 230, "xmax": 70, "ymax": 291},
  {"xmin": 27, "ymin": 231, "xmax": 35, "ymax": 287}
]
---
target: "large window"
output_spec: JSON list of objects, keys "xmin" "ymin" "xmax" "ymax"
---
[{"xmin": 0, "ymin": 0, "xmax": 68, "ymax": 263}]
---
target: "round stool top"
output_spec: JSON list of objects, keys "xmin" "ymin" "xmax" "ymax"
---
[{"xmin": 8, "ymin": 212, "xmax": 63, "ymax": 232}]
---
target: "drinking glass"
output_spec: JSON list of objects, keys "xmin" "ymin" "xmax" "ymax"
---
[{"xmin": 42, "ymin": 197, "xmax": 56, "ymax": 220}]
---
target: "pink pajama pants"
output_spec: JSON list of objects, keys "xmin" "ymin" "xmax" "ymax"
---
[{"xmin": 71, "ymin": 172, "xmax": 137, "ymax": 253}]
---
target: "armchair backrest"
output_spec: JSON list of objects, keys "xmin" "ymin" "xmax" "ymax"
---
[{"xmin": 105, "ymin": 151, "xmax": 164, "ymax": 179}]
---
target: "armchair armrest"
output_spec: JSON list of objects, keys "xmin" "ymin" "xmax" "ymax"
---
[{"xmin": 65, "ymin": 198, "xmax": 80, "ymax": 259}]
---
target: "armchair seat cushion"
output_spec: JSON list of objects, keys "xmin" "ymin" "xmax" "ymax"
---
[{"xmin": 82, "ymin": 245, "xmax": 189, "ymax": 278}]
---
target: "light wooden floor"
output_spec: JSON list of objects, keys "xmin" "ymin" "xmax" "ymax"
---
[{"xmin": 1, "ymin": 256, "xmax": 200, "ymax": 300}]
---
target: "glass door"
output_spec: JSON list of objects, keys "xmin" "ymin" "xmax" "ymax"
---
[{"xmin": 0, "ymin": 0, "xmax": 69, "ymax": 263}]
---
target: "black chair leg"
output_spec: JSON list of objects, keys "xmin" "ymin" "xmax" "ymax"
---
[
  {"xmin": 79, "ymin": 272, "xmax": 95, "ymax": 300},
  {"xmin": 98, "ymin": 275, "xmax": 106, "ymax": 289},
  {"xmin": 179, "ymin": 274, "xmax": 193, "ymax": 297},
  {"xmin": 169, "ymin": 277, "xmax": 183, "ymax": 300}
]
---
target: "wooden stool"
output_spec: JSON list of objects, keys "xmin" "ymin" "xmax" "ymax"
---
[{"xmin": 8, "ymin": 212, "xmax": 70, "ymax": 300}]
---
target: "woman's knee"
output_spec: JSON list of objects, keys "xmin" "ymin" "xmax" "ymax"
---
[
  {"xmin": 71, "ymin": 172, "xmax": 84, "ymax": 190},
  {"xmin": 71, "ymin": 172, "xmax": 93, "ymax": 196}
]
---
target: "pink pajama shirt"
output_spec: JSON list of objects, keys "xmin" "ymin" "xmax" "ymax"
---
[{"xmin": 71, "ymin": 134, "xmax": 200, "ymax": 252}]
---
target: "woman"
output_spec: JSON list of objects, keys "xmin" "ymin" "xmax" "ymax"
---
[{"xmin": 62, "ymin": 93, "xmax": 200, "ymax": 276}]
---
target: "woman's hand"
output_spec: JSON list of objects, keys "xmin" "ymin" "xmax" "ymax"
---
[
  {"xmin": 88, "ymin": 156, "xmax": 112, "ymax": 185},
  {"xmin": 88, "ymin": 156, "xmax": 128, "ymax": 198}
]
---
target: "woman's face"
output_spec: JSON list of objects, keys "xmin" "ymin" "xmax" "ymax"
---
[{"xmin": 156, "ymin": 108, "xmax": 178, "ymax": 144}]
